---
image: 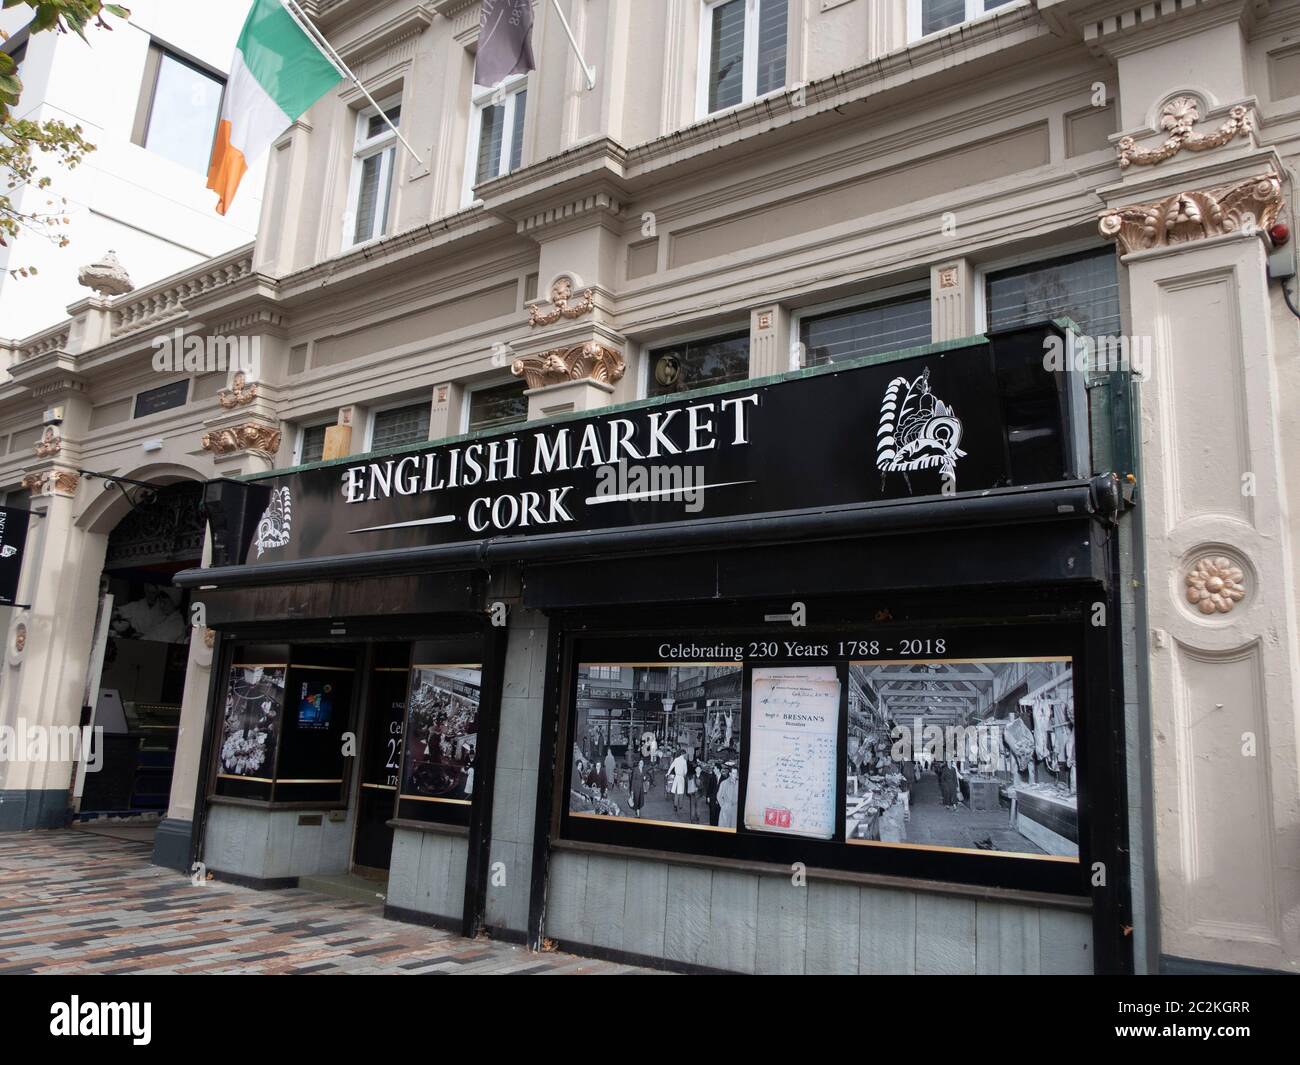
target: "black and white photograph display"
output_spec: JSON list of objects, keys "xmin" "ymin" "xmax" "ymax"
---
[
  {"xmin": 109, "ymin": 582, "xmax": 188, "ymax": 643},
  {"xmin": 845, "ymin": 658, "xmax": 1078, "ymax": 859},
  {"xmin": 218, "ymin": 665, "xmax": 287, "ymax": 777},
  {"xmin": 569, "ymin": 663, "xmax": 743, "ymax": 830},
  {"xmin": 399, "ymin": 666, "xmax": 481, "ymax": 803}
]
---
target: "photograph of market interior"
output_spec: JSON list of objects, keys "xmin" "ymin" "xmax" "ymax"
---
[
  {"xmin": 570, "ymin": 664, "xmax": 743, "ymax": 829},
  {"xmin": 845, "ymin": 659, "xmax": 1078, "ymax": 859},
  {"xmin": 399, "ymin": 667, "xmax": 481, "ymax": 803}
]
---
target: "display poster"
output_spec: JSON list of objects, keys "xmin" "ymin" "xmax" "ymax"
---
[
  {"xmin": 743, "ymin": 666, "xmax": 841, "ymax": 840},
  {"xmin": 568, "ymin": 662, "xmax": 743, "ymax": 831},
  {"xmin": 296, "ymin": 678, "xmax": 335, "ymax": 730},
  {"xmin": 399, "ymin": 666, "xmax": 481, "ymax": 803},
  {"xmin": 218, "ymin": 665, "xmax": 286, "ymax": 778},
  {"xmin": 846, "ymin": 657, "xmax": 1077, "ymax": 860}
]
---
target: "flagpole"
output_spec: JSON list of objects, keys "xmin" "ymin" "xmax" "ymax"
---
[
  {"xmin": 550, "ymin": 0, "xmax": 596, "ymax": 91},
  {"xmin": 281, "ymin": 0, "xmax": 425, "ymax": 166}
]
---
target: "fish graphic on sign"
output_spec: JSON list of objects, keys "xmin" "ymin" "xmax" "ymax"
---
[
  {"xmin": 875, "ymin": 367, "xmax": 967, "ymax": 494},
  {"xmin": 254, "ymin": 487, "xmax": 292, "ymax": 559}
]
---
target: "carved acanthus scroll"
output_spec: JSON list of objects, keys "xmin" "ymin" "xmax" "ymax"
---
[
  {"xmin": 511, "ymin": 342, "xmax": 626, "ymax": 390},
  {"xmin": 1098, "ymin": 174, "xmax": 1283, "ymax": 256}
]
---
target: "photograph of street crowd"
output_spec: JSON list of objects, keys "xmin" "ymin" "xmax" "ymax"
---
[
  {"xmin": 569, "ymin": 663, "xmax": 743, "ymax": 830},
  {"xmin": 845, "ymin": 658, "xmax": 1078, "ymax": 859},
  {"xmin": 218, "ymin": 665, "xmax": 286, "ymax": 778},
  {"xmin": 400, "ymin": 666, "xmax": 481, "ymax": 804}
]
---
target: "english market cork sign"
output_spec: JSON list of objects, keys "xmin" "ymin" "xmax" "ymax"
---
[{"xmin": 215, "ymin": 325, "xmax": 1083, "ymax": 568}]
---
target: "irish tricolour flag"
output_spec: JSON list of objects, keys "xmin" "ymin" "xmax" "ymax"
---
[{"xmin": 207, "ymin": 0, "xmax": 342, "ymax": 215}]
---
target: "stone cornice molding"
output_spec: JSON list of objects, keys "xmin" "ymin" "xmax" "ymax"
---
[
  {"xmin": 431, "ymin": 0, "xmax": 482, "ymax": 43},
  {"xmin": 515, "ymin": 191, "xmax": 625, "ymax": 239},
  {"xmin": 1038, "ymin": 0, "xmax": 1271, "ymax": 57},
  {"xmin": 1098, "ymin": 171, "xmax": 1283, "ymax": 255},
  {"xmin": 332, "ymin": 4, "xmax": 433, "ymax": 67}
]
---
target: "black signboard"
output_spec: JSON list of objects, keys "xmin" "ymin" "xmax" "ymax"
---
[
  {"xmin": 133, "ymin": 379, "xmax": 190, "ymax": 420},
  {"xmin": 0, "ymin": 505, "xmax": 31, "ymax": 606},
  {"xmin": 224, "ymin": 325, "xmax": 1085, "ymax": 569}
]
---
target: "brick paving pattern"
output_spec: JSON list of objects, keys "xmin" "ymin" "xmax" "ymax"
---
[{"xmin": 0, "ymin": 831, "xmax": 651, "ymax": 975}]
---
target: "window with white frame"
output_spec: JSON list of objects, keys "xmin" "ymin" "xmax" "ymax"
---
[
  {"xmin": 464, "ymin": 75, "xmax": 527, "ymax": 205},
  {"xmin": 346, "ymin": 96, "xmax": 402, "ymax": 248},
  {"xmin": 699, "ymin": 0, "xmax": 788, "ymax": 117},
  {"xmin": 370, "ymin": 400, "xmax": 431, "ymax": 451},
  {"xmin": 297, "ymin": 422, "xmax": 332, "ymax": 465},
  {"xmin": 908, "ymin": 0, "xmax": 1019, "ymax": 41}
]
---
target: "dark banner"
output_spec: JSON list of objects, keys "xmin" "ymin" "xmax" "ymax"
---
[
  {"xmin": 229, "ymin": 325, "xmax": 1085, "ymax": 568},
  {"xmin": 0, "ymin": 504, "xmax": 31, "ymax": 606}
]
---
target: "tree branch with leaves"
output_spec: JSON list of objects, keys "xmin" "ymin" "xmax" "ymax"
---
[{"xmin": 0, "ymin": 1, "xmax": 129, "ymax": 278}]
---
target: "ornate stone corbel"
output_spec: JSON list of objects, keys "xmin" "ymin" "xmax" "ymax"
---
[
  {"xmin": 529, "ymin": 276, "xmax": 595, "ymax": 327},
  {"xmin": 21, "ymin": 469, "xmax": 80, "ymax": 497},
  {"xmin": 1118, "ymin": 98, "xmax": 1253, "ymax": 169},
  {"xmin": 1099, "ymin": 173, "xmax": 1283, "ymax": 256},
  {"xmin": 511, "ymin": 342, "xmax": 626, "ymax": 390},
  {"xmin": 217, "ymin": 371, "xmax": 259, "ymax": 410},
  {"xmin": 201, "ymin": 422, "xmax": 282, "ymax": 459},
  {"xmin": 34, "ymin": 425, "xmax": 61, "ymax": 459}
]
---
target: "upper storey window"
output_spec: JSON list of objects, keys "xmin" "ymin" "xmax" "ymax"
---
[
  {"xmin": 908, "ymin": 0, "xmax": 1019, "ymax": 41},
  {"xmin": 345, "ymin": 96, "xmax": 402, "ymax": 248},
  {"xmin": 464, "ymin": 75, "xmax": 528, "ymax": 205},
  {"xmin": 699, "ymin": 0, "xmax": 787, "ymax": 117}
]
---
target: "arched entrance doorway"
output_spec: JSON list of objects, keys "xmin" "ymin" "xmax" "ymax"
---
[{"xmin": 78, "ymin": 481, "xmax": 205, "ymax": 819}]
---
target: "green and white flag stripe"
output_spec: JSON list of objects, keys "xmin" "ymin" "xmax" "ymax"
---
[{"xmin": 208, "ymin": 0, "xmax": 341, "ymax": 214}]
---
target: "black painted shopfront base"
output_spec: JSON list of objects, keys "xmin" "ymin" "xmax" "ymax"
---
[
  {"xmin": 151, "ymin": 817, "xmax": 193, "ymax": 872},
  {"xmin": 209, "ymin": 869, "xmax": 300, "ymax": 891},
  {"xmin": 384, "ymin": 904, "xmax": 463, "ymax": 936},
  {"xmin": 0, "ymin": 788, "xmax": 68, "ymax": 831}
]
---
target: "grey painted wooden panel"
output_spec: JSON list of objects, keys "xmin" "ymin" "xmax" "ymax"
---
[
  {"xmin": 1039, "ymin": 909, "xmax": 1093, "ymax": 973},
  {"xmin": 860, "ymin": 886, "xmax": 918, "ymax": 974},
  {"xmin": 621, "ymin": 858, "xmax": 668, "ymax": 959},
  {"xmin": 806, "ymin": 881, "xmax": 861, "ymax": 974},
  {"xmin": 386, "ymin": 828, "xmax": 422, "ymax": 910},
  {"xmin": 288, "ymin": 815, "xmax": 324, "ymax": 876},
  {"xmin": 915, "ymin": 895, "xmax": 978, "ymax": 974},
  {"xmin": 663, "ymin": 864, "xmax": 713, "ymax": 967},
  {"xmin": 545, "ymin": 850, "xmax": 590, "ymax": 943},
  {"xmin": 263, "ymin": 811, "xmax": 296, "ymax": 878},
  {"xmin": 756, "ymin": 875, "xmax": 808, "ymax": 974},
  {"xmin": 585, "ymin": 854, "xmax": 629, "ymax": 951},
  {"xmin": 707, "ymin": 870, "xmax": 759, "ymax": 974},
  {"xmin": 485, "ymin": 838, "xmax": 530, "ymax": 932},
  {"xmin": 490, "ymin": 766, "xmax": 524, "ymax": 845},
  {"xmin": 414, "ymin": 833, "xmax": 446, "ymax": 914},
  {"xmin": 976, "ymin": 901, "xmax": 1041, "ymax": 974}
]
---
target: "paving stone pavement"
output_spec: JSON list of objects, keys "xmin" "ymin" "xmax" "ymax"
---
[{"xmin": 0, "ymin": 831, "xmax": 653, "ymax": 975}]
